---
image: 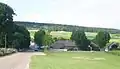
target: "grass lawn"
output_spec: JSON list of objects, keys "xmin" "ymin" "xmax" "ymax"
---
[{"xmin": 30, "ymin": 52, "xmax": 120, "ymax": 69}]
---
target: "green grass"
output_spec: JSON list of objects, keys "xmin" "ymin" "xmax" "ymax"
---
[
  {"xmin": 108, "ymin": 50, "xmax": 120, "ymax": 56},
  {"xmin": 30, "ymin": 52, "xmax": 120, "ymax": 69}
]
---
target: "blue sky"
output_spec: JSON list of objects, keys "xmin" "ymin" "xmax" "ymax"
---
[{"xmin": 1, "ymin": 0, "xmax": 120, "ymax": 29}]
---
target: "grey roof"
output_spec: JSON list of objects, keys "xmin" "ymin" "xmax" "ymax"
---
[
  {"xmin": 90, "ymin": 42, "xmax": 99, "ymax": 47},
  {"xmin": 51, "ymin": 40, "xmax": 76, "ymax": 49}
]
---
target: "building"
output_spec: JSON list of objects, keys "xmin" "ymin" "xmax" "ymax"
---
[
  {"xmin": 29, "ymin": 41, "xmax": 39, "ymax": 51},
  {"xmin": 50, "ymin": 40, "xmax": 77, "ymax": 51}
]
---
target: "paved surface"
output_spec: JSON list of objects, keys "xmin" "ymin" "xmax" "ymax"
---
[{"xmin": 0, "ymin": 52, "xmax": 45, "ymax": 69}]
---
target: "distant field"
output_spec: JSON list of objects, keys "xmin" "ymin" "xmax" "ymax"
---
[
  {"xmin": 29, "ymin": 30, "xmax": 120, "ymax": 43},
  {"xmin": 29, "ymin": 30, "xmax": 38, "ymax": 39},
  {"xmin": 30, "ymin": 52, "xmax": 120, "ymax": 69},
  {"xmin": 50, "ymin": 31, "xmax": 72, "ymax": 39}
]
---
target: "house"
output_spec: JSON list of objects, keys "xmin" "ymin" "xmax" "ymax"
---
[
  {"xmin": 90, "ymin": 41, "xmax": 100, "ymax": 51},
  {"xmin": 90, "ymin": 41, "xmax": 119, "ymax": 51},
  {"xmin": 106, "ymin": 42, "xmax": 119, "ymax": 51},
  {"xmin": 50, "ymin": 40, "xmax": 77, "ymax": 51},
  {"xmin": 29, "ymin": 41, "xmax": 39, "ymax": 51}
]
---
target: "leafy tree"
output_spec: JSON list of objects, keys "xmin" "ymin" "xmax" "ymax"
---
[
  {"xmin": 43, "ymin": 35, "xmax": 53, "ymax": 46},
  {"xmin": 0, "ymin": 2, "xmax": 30, "ymax": 49},
  {"xmin": 0, "ymin": 2, "xmax": 15, "ymax": 25},
  {"xmin": 70, "ymin": 30, "xmax": 77, "ymax": 40},
  {"xmin": 93, "ymin": 31, "xmax": 111, "ymax": 48},
  {"xmin": 71, "ymin": 30, "xmax": 90, "ymax": 50},
  {"xmin": 53, "ymin": 37, "xmax": 58, "ymax": 41},
  {"xmin": 34, "ymin": 30, "xmax": 54, "ymax": 49},
  {"xmin": 0, "ymin": 2, "xmax": 15, "ymax": 48},
  {"xmin": 12, "ymin": 32, "xmax": 24, "ymax": 49},
  {"xmin": 13, "ymin": 25, "xmax": 30, "ymax": 49},
  {"xmin": 17, "ymin": 26, "xmax": 30, "ymax": 48},
  {"xmin": 34, "ymin": 30, "xmax": 46, "ymax": 46}
]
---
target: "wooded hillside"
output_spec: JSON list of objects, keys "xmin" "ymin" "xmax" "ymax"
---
[{"xmin": 15, "ymin": 21, "xmax": 120, "ymax": 34}]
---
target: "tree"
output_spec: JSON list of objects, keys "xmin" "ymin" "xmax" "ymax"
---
[
  {"xmin": 43, "ymin": 35, "xmax": 53, "ymax": 46},
  {"xmin": 70, "ymin": 30, "xmax": 77, "ymax": 40},
  {"xmin": 34, "ymin": 30, "xmax": 46, "ymax": 46},
  {"xmin": 12, "ymin": 32, "xmax": 24, "ymax": 49},
  {"xmin": 34, "ymin": 30, "xmax": 54, "ymax": 49},
  {"xmin": 0, "ymin": 2, "xmax": 30, "ymax": 49},
  {"xmin": 0, "ymin": 2, "xmax": 15, "ymax": 48},
  {"xmin": 13, "ymin": 25, "xmax": 30, "ymax": 49},
  {"xmin": 93, "ymin": 31, "xmax": 111, "ymax": 48},
  {"xmin": 71, "ymin": 30, "xmax": 90, "ymax": 50},
  {"xmin": 53, "ymin": 37, "xmax": 58, "ymax": 42},
  {"xmin": 0, "ymin": 2, "xmax": 15, "ymax": 25}
]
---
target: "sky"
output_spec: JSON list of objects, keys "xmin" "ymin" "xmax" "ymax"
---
[{"xmin": 1, "ymin": 0, "xmax": 120, "ymax": 29}]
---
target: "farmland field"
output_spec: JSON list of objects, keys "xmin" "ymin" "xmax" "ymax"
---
[
  {"xmin": 29, "ymin": 30, "xmax": 120, "ymax": 43},
  {"xmin": 30, "ymin": 52, "xmax": 120, "ymax": 69}
]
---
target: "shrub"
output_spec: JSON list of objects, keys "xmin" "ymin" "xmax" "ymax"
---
[
  {"xmin": 0, "ymin": 51, "xmax": 4, "ymax": 56},
  {"xmin": 0, "ymin": 48, "xmax": 17, "ymax": 56},
  {"xmin": 0, "ymin": 48, "xmax": 7, "ymax": 55},
  {"xmin": 107, "ymin": 50, "xmax": 120, "ymax": 56}
]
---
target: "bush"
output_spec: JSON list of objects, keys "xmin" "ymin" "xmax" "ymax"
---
[
  {"xmin": 0, "ymin": 48, "xmax": 7, "ymax": 55},
  {"xmin": 0, "ymin": 48, "xmax": 17, "ymax": 56},
  {"xmin": 107, "ymin": 50, "xmax": 120, "ymax": 56},
  {"xmin": 0, "ymin": 51, "xmax": 4, "ymax": 56}
]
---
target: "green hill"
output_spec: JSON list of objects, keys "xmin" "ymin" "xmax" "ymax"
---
[{"xmin": 14, "ymin": 21, "xmax": 120, "ymax": 34}]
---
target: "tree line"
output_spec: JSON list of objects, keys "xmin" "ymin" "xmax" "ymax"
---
[
  {"xmin": 71, "ymin": 30, "xmax": 111, "ymax": 51},
  {"xmin": 0, "ymin": 2, "xmax": 30, "ymax": 50},
  {"xmin": 15, "ymin": 21, "xmax": 120, "ymax": 34},
  {"xmin": 34, "ymin": 29, "xmax": 111, "ymax": 51}
]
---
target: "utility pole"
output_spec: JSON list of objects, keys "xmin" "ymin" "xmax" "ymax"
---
[{"xmin": 5, "ymin": 34, "xmax": 7, "ymax": 49}]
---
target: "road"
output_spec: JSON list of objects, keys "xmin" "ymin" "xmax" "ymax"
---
[{"xmin": 0, "ymin": 52, "xmax": 45, "ymax": 69}]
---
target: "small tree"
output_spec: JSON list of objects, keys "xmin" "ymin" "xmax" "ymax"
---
[
  {"xmin": 43, "ymin": 35, "xmax": 53, "ymax": 46},
  {"xmin": 94, "ymin": 31, "xmax": 111, "ymax": 48},
  {"xmin": 71, "ymin": 30, "xmax": 90, "ymax": 50},
  {"xmin": 43, "ymin": 35, "xmax": 54, "ymax": 52},
  {"xmin": 34, "ymin": 30, "xmax": 46, "ymax": 47}
]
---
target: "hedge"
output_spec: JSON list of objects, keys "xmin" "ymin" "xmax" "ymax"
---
[{"xmin": 0, "ymin": 48, "xmax": 17, "ymax": 56}]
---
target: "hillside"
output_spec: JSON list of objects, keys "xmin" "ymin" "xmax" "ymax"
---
[{"xmin": 14, "ymin": 21, "xmax": 120, "ymax": 34}]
